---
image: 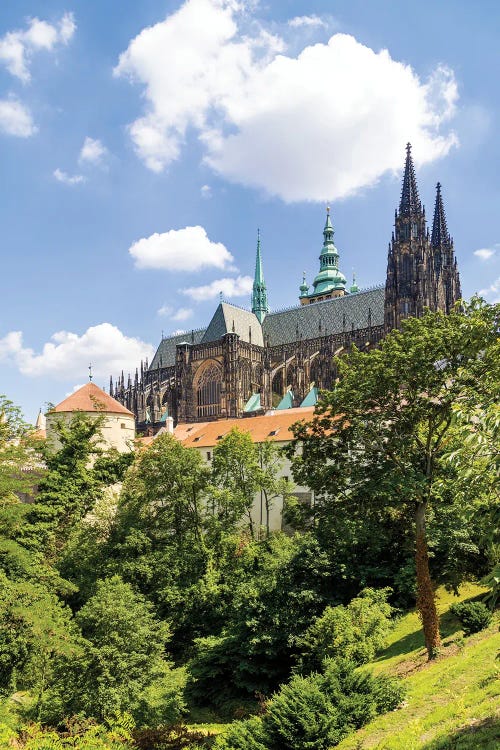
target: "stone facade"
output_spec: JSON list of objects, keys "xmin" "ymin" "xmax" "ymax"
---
[{"xmin": 113, "ymin": 145, "xmax": 461, "ymax": 431}]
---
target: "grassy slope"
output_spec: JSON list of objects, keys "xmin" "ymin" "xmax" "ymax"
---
[{"xmin": 336, "ymin": 584, "xmax": 500, "ymax": 750}]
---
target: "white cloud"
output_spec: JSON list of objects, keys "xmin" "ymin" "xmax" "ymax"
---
[
  {"xmin": 201, "ymin": 184, "xmax": 212, "ymax": 199},
  {"xmin": 0, "ymin": 98, "xmax": 36, "ymax": 137},
  {"xmin": 53, "ymin": 168, "xmax": 85, "ymax": 185},
  {"xmin": 474, "ymin": 248, "xmax": 496, "ymax": 261},
  {"xmin": 478, "ymin": 276, "xmax": 500, "ymax": 304},
  {"xmin": 79, "ymin": 136, "xmax": 108, "ymax": 164},
  {"xmin": 173, "ymin": 307, "xmax": 193, "ymax": 321},
  {"xmin": 129, "ymin": 225, "xmax": 234, "ymax": 272},
  {"xmin": 0, "ymin": 323, "xmax": 154, "ymax": 380},
  {"xmin": 157, "ymin": 305, "xmax": 193, "ymax": 321},
  {"xmin": 115, "ymin": 0, "xmax": 458, "ymax": 202},
  {"xmin": 182, "ymin": 274, "xmax": 253, "ymax": 301},
  {"xmin": 0, "ymin": 12, "xmax": 76, "ymax": 83},
  {"xmin": 288, "ymin": 15, "xmax": 325, "ymax": 28}
]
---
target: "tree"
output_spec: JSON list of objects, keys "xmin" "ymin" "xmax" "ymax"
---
[
  {"xmin": 291, "ymin": 301, "xmax": 499, "ymax": 659},
  {"xmin": 51, "ymin": 576, "xmax": 182, "ymax": 724},
  {"xmin": 0, "ymin": 395, "xmax": 39, "ymax": 502},
  {"xmin": 210, "ymin": 429, "xmax": 261, "ymax": 538},
  {"xmin": 257, "ymin": 440, "xmax": 293, "ymax": 538}
]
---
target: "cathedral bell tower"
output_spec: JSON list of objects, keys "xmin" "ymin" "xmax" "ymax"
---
[
  {"xmin": 385, "ymin": 144, "xmax": 461, "ymax": 332},
  {"xmin": 385, "ymin": 144, "xmax": 430, "ymax": 330}
]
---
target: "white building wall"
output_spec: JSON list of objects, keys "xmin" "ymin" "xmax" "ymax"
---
[{"xmin": 46, "ymin": 412, "xmax": 135, "ymax": 454}]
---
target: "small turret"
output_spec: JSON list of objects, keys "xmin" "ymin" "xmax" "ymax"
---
[
  {"xmin": 350, "ymin": 272, "xmax": 359, "ymax": 293},
  {"xmin": 301, "ymin": 206, "xmax": 346, "ymax": 304},
  {"xmin": 299, "ymin": 271, "xmax": 309, "ymax": 298}
]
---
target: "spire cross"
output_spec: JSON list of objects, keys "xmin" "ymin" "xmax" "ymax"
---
[{"xmin": 88, "ymin": 363, "xmax": 93, "ymax": 382}]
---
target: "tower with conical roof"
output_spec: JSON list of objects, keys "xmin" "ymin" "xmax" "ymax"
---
[
  {"xmin": 251, "ymin": 229, "xmax": 269, "ymax": 324},
  {"xmin": 431, "ymin": 182, "xmax": 461, "ymax": 313},
  {"xmin": 300, "ymin": 207, "xmax": 347, "ymax": 305}
]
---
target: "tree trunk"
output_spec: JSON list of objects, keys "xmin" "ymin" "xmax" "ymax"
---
[{"xmin": 415, "ymin": 501, "xmax": 441, "ymax": 659}]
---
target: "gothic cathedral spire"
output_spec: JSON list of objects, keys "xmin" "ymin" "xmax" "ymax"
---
[
  {"xmin": 252, "ymin": 229, "xmax": 269, "ymax": 324},
  {"xmin": 385, "ymin": 145, "xmax": 461, "ymax": 331}
]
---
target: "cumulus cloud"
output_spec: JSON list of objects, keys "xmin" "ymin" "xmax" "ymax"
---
[
  {"xmin": 479, "ymin": 276, "xmax": 500, "ymax": 304},
  {"xmin": 288, "ymin": 15, "xmax": 325, "ymax": 28},
  {"xmin": 53, "ymin": 168, "xmax": 85, "ymax": 185},
  {"xmin": 474, "ymin": 248, "xmax": 496, "ymax": 261},
  {"xmin": 0, "ymin": 323, "xmax": 154, "ymax": 380},
  {"xmin": 79, "ymin": 136, "xmax": 108, "ymax": 164},
  {"xmin": 115, "ymin": 0, "xmax": 458, "ymax": 202},
  {"xmin": 0, "ymin": 98, "xmax": 36, "ymax": 137},
  {"xmin": 129, "ymin": 225, "xmax": 234, "ymax": 272},
  {"xmin": 182, "ymin": 274, "xmax": 253, "ymax": 301},
  {"xmin": 0, "ymin": 12, "xmax": 76, "ymax": 83},
  {"xmin": 201, "ymin": 184, "xmax": 212, "ymax": 199},
  {"xmin": 157, "ymin": 305, "xmax": 193, "ymax": 321}
]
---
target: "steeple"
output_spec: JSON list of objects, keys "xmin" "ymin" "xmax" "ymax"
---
[
  {"xmin": 251, "ymin": 229, "xmax": 268, "ymax": 324},
  {"xmin": 399, "ymin": 142, "xmax": 421, "ymax": 216},
  {"xmin": 431, "ymin": 182, "xmax": 450, "ymax": 249}
]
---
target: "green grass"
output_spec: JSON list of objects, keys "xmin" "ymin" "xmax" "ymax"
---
[{"xmin": 336, "ymin": 585, "xmax": 500, "ymax": 750}]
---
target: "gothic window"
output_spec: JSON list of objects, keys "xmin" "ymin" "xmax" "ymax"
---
[
  {"xmin": 240, "ymin": 361, "xmax": 251, "ymax": 400},
  {"xmin": 412, "ymin": 222, "xmax": 418, "ymax": 238},
  {"xmin": 196, "ymin": 363, "xmax": 222, "ymax": 418},
  {"xmin": 402, "ymin": 254, "xmax": 411, "ymax": 281},
  {"xmin": 272, "ymin": 369, "xmax": 284, "ymax": 407}
]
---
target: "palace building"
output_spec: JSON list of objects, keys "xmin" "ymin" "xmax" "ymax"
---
[{"xmin": 112, "ymin": 144, "xmax": 461, "ymax": 430}]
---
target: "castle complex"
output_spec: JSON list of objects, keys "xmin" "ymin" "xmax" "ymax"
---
[{"xmin": 111, "ymin": 145, "xmax": 461, "ymax": 430}]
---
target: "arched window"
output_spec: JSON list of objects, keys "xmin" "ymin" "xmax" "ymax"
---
[
  {"xmin": 240, "ymin": 361, "xmax": 251, "ymax": 401},
  {"xmin": 196, "ymin": 363, "xmax": 222, "ymax": 418}
]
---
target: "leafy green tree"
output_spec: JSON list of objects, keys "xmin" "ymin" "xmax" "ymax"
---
[
  {"xmin": 51, "ymin": 576, "xmax": 182, "ymax": 724},
  {"xmin": 210, "ymin": 429, "xmax": 261, "ymax": 538},
  {"xmin": 22, "ymin": 412, "xmax": 106, "ymax": 559},
  {"xmin": 291, "ymin": 301, "xmax": 499, "ymax": 659},
  {"xmin": 257, "ymin": 441, "xmax": 293, "ymax": 538},
  {"xmin": 0, "ymin": 572, "xmax": 79, "ymax": 717},
  {"xmin": 0, "ymin": 395, "xmax": 38, "ymax": 502},
  {"xmin": 296, "ymin": 588, "xmax": 393, "ymax": 673}
]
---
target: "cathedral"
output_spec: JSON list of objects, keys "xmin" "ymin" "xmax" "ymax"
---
[{"xmin": 112, "ymin": 144, "xmax": 461, "ymax": 430}]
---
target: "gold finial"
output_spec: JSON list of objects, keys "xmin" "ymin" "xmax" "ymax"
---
[{"xmin": 326, "ymin": 204, "xmax": 330, "ymax": 214}]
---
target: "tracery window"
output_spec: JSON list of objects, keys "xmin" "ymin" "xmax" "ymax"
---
[{"xmin": 196, "ymin": 363, "xmax": 222, "ymax": 418}]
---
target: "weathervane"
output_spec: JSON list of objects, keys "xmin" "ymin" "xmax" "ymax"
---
[{"xmin": 88, "ymin": 363, "xmax": 93, "ymax": 382}]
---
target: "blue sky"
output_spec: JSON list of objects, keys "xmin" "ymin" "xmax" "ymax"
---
[{"xmin": 0, "ymin": 0, "xmax": 499, "ymax": 423}]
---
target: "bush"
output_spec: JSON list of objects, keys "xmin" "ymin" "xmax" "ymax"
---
[
  {"xmin": 214, "ymin": 717, "xmax": 268, "ymax": 750},
  {"xmin": 296, "ymin": 588, "xmax": 393, "ymax": 673},
  {"xmin": 450, "ymin": 601, "xmax": 492, "ymax": 636}
]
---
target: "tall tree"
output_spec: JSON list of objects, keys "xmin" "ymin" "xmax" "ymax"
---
[{"xmin": 291, "ymin": 301, "xmax": 499, "ymax": 659}]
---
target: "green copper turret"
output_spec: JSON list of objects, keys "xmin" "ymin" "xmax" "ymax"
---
[
  {"xmin": 251, "ymin": 229, "xmax": 269, "ymax": 324},
  {"xmin": 310, "ymin": 207, "xmax": 346, "ymax": 297}
]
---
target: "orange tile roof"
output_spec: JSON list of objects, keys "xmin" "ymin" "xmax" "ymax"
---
[
  {"xmin": 51, "ymin": 382, "xmax": 134, "ymax": 416},
  {"xmin": 176, "ymin": 407, "xmax": 315, "ymax": 448}
]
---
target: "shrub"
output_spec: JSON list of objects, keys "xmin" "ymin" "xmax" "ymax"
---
[
  {"xmin": 214, "ymin": 717, "xmax": 268, "ymax": 750},
  {"xmin": 296, "ymin": 588, "xmax": 393, "ymax": 673},
  {"xmin": 450, "ymin": 601, "xmax": 492, "ymax": 636}
]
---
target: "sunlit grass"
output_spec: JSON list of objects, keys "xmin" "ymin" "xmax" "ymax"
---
[{"xmin": 336, "ymin": 585, "xmax": 500, "ymax": 749}]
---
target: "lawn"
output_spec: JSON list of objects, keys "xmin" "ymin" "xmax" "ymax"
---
[{"xmin": 336, "ymin": 584, "xmax": 500, "ymax": 749}]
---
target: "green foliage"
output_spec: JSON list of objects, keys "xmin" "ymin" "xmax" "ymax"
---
[
  {"xmin": 290, "ymin": 301, "xmax": 500, "ymax": 656},
  {"xmin": 0, "ymin": 571, "xmax": 79, "ymax": 711},
  {"xmin": 0, "ymin": 395, "xmax": 38, "ymax": 502},
  {"xmin": 47, "ymin": 576, "xmax": 182, "ymax": 725},
  {"xmin": 3, "ymin": 715, "xmax": 135, "ymax": 749},
  {"xmin": 296, "ymin": 588, "xmax": 393, "ymax": 673},
  {"xmin": 450, "ymin": 601, "xmax": 492, "ymax": 636},
  {"xmin": 187, "ymin": 534, "xmax": 336, "ymax": 710},
  {"xmin": 215, "ymin": 659, "xmax": 405, "ymax": 750},
  {"xmin": 481, "ymin": 564, "xmax": 500, "ymax": 611}
]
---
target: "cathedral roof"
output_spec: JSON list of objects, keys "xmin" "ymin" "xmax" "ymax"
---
[
  {"xmin": 262, "ymin": 285, "xmax": 384, "ymax": 345},
  {"xmin": 202, "ymin": 302, "xmax": 264, "ymax": 347},
  {"xmin": 51, "ymin": 382, "xmax": 134, "ymax": 416},
  {"xmin": 150, "ymin": 328, "xmax": 207, "ymax": 370}
]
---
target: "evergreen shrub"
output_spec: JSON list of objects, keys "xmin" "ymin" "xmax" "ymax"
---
[{"xmin": 450, "ymin": 601, "xmax": 492, "ymax": 636}]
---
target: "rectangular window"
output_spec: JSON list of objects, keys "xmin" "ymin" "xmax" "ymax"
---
[{"xmin": 207, "ymin": 451, "xmax": 211, "ymax": 461}]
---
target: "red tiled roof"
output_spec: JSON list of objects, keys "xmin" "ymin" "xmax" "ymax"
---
[
  {"xmin": 51, "ymin": 382, "xmax": 134, "ymax": 416},
  {"xmin": 175, "ymin": 407, "xmax": 315, "ymax": 448}
]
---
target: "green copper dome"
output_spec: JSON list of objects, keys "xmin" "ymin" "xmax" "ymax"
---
[
  {"xmin": 299, "ymin": 271, "xmax": 309, "ymax": 297},
  {"xmin": 310, "ymin": 207, "xmax": 346, "ymax": 296}
]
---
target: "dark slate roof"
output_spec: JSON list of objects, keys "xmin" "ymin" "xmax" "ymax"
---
[
  {"xmin": 262, "ymin": 286, "xmax": 385, "ymax": 345},
  {"xmin": 150, "ymin": 328, "xmax": 206, "ymax": 369},
  {"xmin": 202, "ymin": 302, "xmax": 264, "ymax": 347}
]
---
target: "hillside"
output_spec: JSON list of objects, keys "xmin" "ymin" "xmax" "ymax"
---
[{"xmin": 336, "ymin": 584, "xmax": 500, "ymax": 750}]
